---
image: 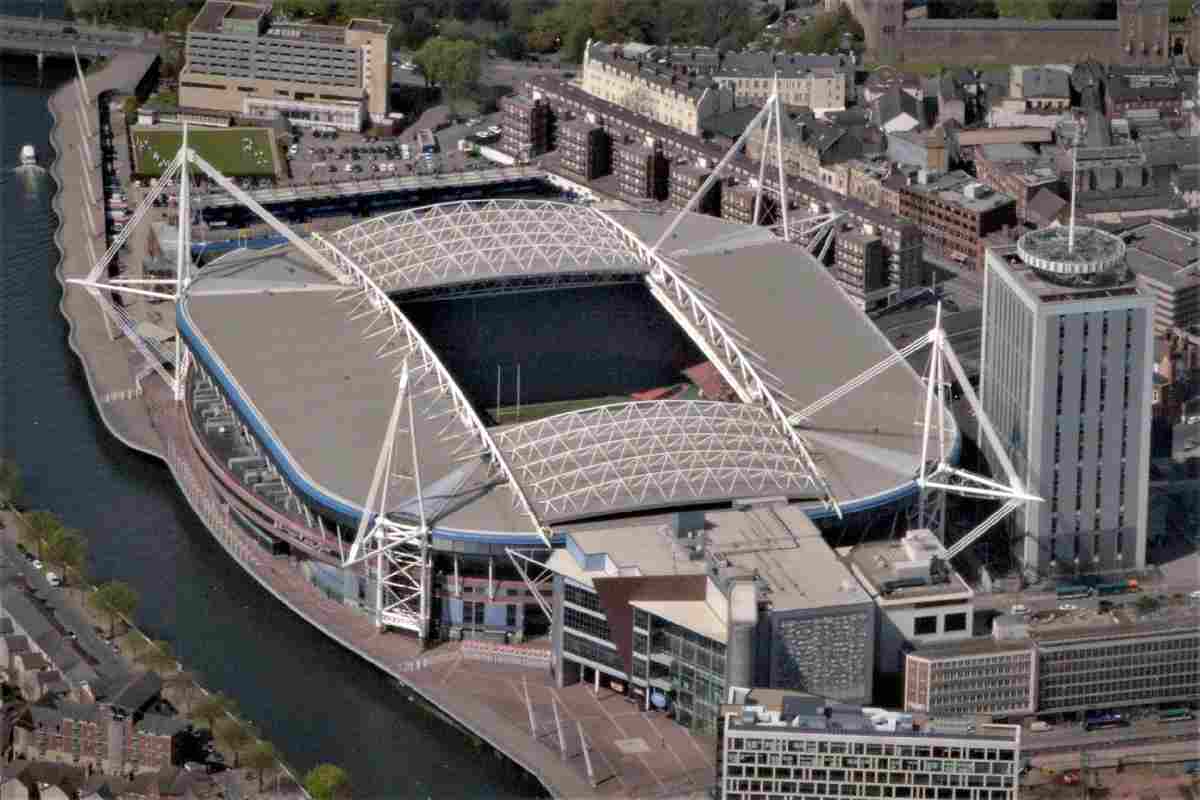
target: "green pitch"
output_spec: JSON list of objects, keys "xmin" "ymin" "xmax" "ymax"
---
[{"xmin": 132, "ymin": 127, "xmax": 278, "ymax": 177}]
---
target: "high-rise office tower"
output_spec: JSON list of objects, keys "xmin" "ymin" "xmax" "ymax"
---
[{"xmin": 980, "ymin": 224, "xmax": 1154, "ymax": 578}]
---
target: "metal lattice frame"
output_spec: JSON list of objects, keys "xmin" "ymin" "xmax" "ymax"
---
[
  {"xmin": 343, "ymin": 367, "xmax": 431, "ymax": 637},
  {"xmin": 793, "ymin": 304, "xmax": 1042, "ymax": 560},
  {"xmin": 314, "ymin": 232, "xmax": 553, "ymax": 546},
  {"xmin": 319, "ymin": 200, "xmax": 650, "ymax": 295},
  {"xmin": 493, "ymin": 401, "xmax": 822, "ymax": 521}
]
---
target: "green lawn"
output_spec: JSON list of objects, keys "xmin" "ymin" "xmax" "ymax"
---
[{"xmin": 131, "ymin": 127, "xmax": 278, "ymax": 178}]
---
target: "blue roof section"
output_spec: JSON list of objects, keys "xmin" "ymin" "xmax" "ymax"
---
[{"xmin": 178, "ymin": 297, "xmax": 548, "ymax": 548}]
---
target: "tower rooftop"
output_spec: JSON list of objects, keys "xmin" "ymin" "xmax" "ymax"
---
[{"xmin": 1016, "ymin": 225, "xmax": 1127, "ymax": 280}]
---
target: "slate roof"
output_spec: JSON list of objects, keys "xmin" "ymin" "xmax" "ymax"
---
[
  {"xmin": 875, "ymin": 86, "xmax": 925, "ymax": 128},
  {"xmin": 137, "ymin": 712, "xmax": 189, "ymax": 737},
  {"xmin": 1023, "ymin": 67, "xmax": 1069, "ymax": 98},
  {"xmin": 4, "ymin": 634, "xmax": 30, "ymax": 654},
  {"xmin": 106, "ymin": 670, "xmax": 163, "ymax": 712},
  {"xmin": 2, "ymin": 590, "xmax": 54, "ymax": 640},
  {"xmin": 29, "ymin": 699, "xmax": 106, "ymax": 727},
  {"xmin": 1027, "ymin": 188, "xmax": 1067, "ymax": 226},
  {"xmin": 700, "ymin": 106, "xmax": 763, "ymax": 140}
]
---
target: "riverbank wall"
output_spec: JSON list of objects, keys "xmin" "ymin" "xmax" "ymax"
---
[{"xmin": 48, "ymin": 53, "xmax": 582, "ymax": 800}]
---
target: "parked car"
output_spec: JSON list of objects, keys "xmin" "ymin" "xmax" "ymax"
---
[
  {"xmin": 45, "ymin": 572, "xmax": 62, "ymax": 587},
  {"xmin": 1010, "ymin": 604, "xmax": 1028, "ymax": 616},
  {"xmin": 1030, "ymin": 721, "xmax": 1052, "ymax": 732},
  {"xmin": 1057, "ymin": 603, "xmax": 1078, "ymax": 611},
  {"xmin": 31, "ymin": 559, "xmax": 43, "ymax": 570}
]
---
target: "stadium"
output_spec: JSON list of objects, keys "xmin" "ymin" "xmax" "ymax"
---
[{"xmin": 170, "ymin": 197, "xmax": 956, "ymax": 725}]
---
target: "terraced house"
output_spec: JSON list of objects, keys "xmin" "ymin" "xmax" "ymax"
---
[{"xmin": 582, "ymin": 41, "xmax": 733, "ymax": 136}]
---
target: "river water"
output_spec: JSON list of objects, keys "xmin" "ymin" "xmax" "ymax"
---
[{"xmin": 0, "ymin": 27, "xmax": 540, "ymax": 800}]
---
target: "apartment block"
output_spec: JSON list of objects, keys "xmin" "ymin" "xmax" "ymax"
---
[
  {"xmin": 899, "ymin": 170, "xmax": 1018, "ymax": 271},
  {"xmin": 180, "ymin": 0, "xmax": 391, "ymax": 129},
  {"xmin": 834, "ymin": 225, "xmax": 891, "ymax": 310},
  {"xmin": 715, "ymin": 51, "xmax": 849, "ymax": 113},
  {"xmin": 981, "ymin": 235, "xmax": 1154, "ymax": 575},
  {"xmin": 558, "ymin": 119, "xmax": 610, "ymax": 180},
  {"xmin": 721, "ymin": 689, "xmax": 1021, "ymax": 800},
  {"xmin": 614, "ymin": 141, "xmax": 669, "ymax": 201},
  {"xmin": 721, "ymin": 183, "xmax": 777, "ymax": 226},
  {"xmin": 582, "ymin": 41, "xmax": 733, "ymax": 136},
  {"xmin": 671, "ymin": 164, "xmax": 720, "ymax": 215},
  {"xmin": 525, "ymin": 75, "xmax": 926, "ymax": 302},
  {"xmin": 499, "ymin": 94, "xmax": 551, "ymax": 162},
  {"xmin": 15, "ymin": 701, "xmax": 186, "ymax": 775}
]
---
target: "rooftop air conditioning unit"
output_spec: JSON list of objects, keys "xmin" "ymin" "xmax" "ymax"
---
[{"xmin": 964, "ymin": 182, "xmax": 992, "ymax": 200}]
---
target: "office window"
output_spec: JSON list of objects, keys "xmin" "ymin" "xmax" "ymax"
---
[{"xmin": 944, "ymin": 613, "xmax": 968, "ymax": 633}]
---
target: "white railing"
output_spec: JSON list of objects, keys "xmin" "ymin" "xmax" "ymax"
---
[{"xmin": 462, "ymin": 640, "xmax": 552, "ymax": 669}]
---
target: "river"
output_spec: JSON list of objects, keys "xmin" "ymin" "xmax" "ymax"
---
[{"xmin": 0, "ymin": 24, "xmax": 540, "ymax": 800}]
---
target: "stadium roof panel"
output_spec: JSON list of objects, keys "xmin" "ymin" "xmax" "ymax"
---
[{"xmin": 670, "ymin": 238, "xmax": 940, "ymax": 509}]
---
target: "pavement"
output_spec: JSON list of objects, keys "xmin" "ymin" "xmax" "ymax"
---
[{"xmin": 51, "ymin": 49, "xmax": 166, "ymax": 458}]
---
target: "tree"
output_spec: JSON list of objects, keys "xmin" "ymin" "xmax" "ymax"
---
[
  {"xmin": 135, "ymin": 639, "xmax": 178, "ymax": 674},
  {"xmin": 88, "ymin": 581, "xmax": 139, "ymax": 638},
  {"xmin": 783, "ymin": 6, "xmax": 863, "ymax": 54},
  {"xmin": 436, "ymin": 17, "xmax": 471, "ymax": 40},
  {"xmin": 493, "ymin": 29, "xmax": 527, "ymax": 59},
  {"xmin": 414, "ymin": 36, "xmax": 482, "ymax": 98},
  {"xmin": 304, "ymin": 764, "xmax": 351, "ymax": 800},
  {"xmin": 1134, "ymin": 594, "xmax": 1162, "ymax": 615},
  {"xmin": 44, "ymin": 528, "xmax": 85, "ymax": 588},
  {"xmin": 244, "ymin": 741, "xmax": 278, "ymax": 791},
  {"xmin": 995, "ymin": 0, "xmax": 1054, "ymax": 19},
  {"xmin": 165, "ymin": 670, "xmax": 199, "ymax": 714},
  {"xmin": 0, "ymin": 458, "xmax": 21, "ymax": 510},
  {"xmin": 190, "ymin": 692, "xmax": 235, "ymax": 730},
  {"xmin": 214, "ymin": 717, "xmax": 254, "ymax": 768},
  {"xmin": 509, "ymin": 0, "xmax": 535, "ymax": 34},
  {"xmin": 25, "ymin": 511, "xmax": 63, "ymax": 560}
]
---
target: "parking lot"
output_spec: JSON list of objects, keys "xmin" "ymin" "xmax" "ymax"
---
[{"xmin": 280, "ymin": 118, "xmax": 506, "ymax": 187}]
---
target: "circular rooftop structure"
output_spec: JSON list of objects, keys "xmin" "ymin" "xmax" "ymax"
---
[{"xmin": 1016, "ymin": 225, "xmax": 1127, "ymax": 283}]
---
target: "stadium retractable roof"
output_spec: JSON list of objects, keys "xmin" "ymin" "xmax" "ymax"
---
[
  {"xmin": 492, "ymin": 400, "xmax": 822, "ymax": 523},
  {"xmin": 322, "ymin": 199, "xmax": 653, "ymax": 296}
]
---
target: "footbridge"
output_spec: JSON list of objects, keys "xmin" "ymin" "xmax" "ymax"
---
[{"xmin": 0, "ymin": 14, "xmax": 156, "ymax": 59}]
